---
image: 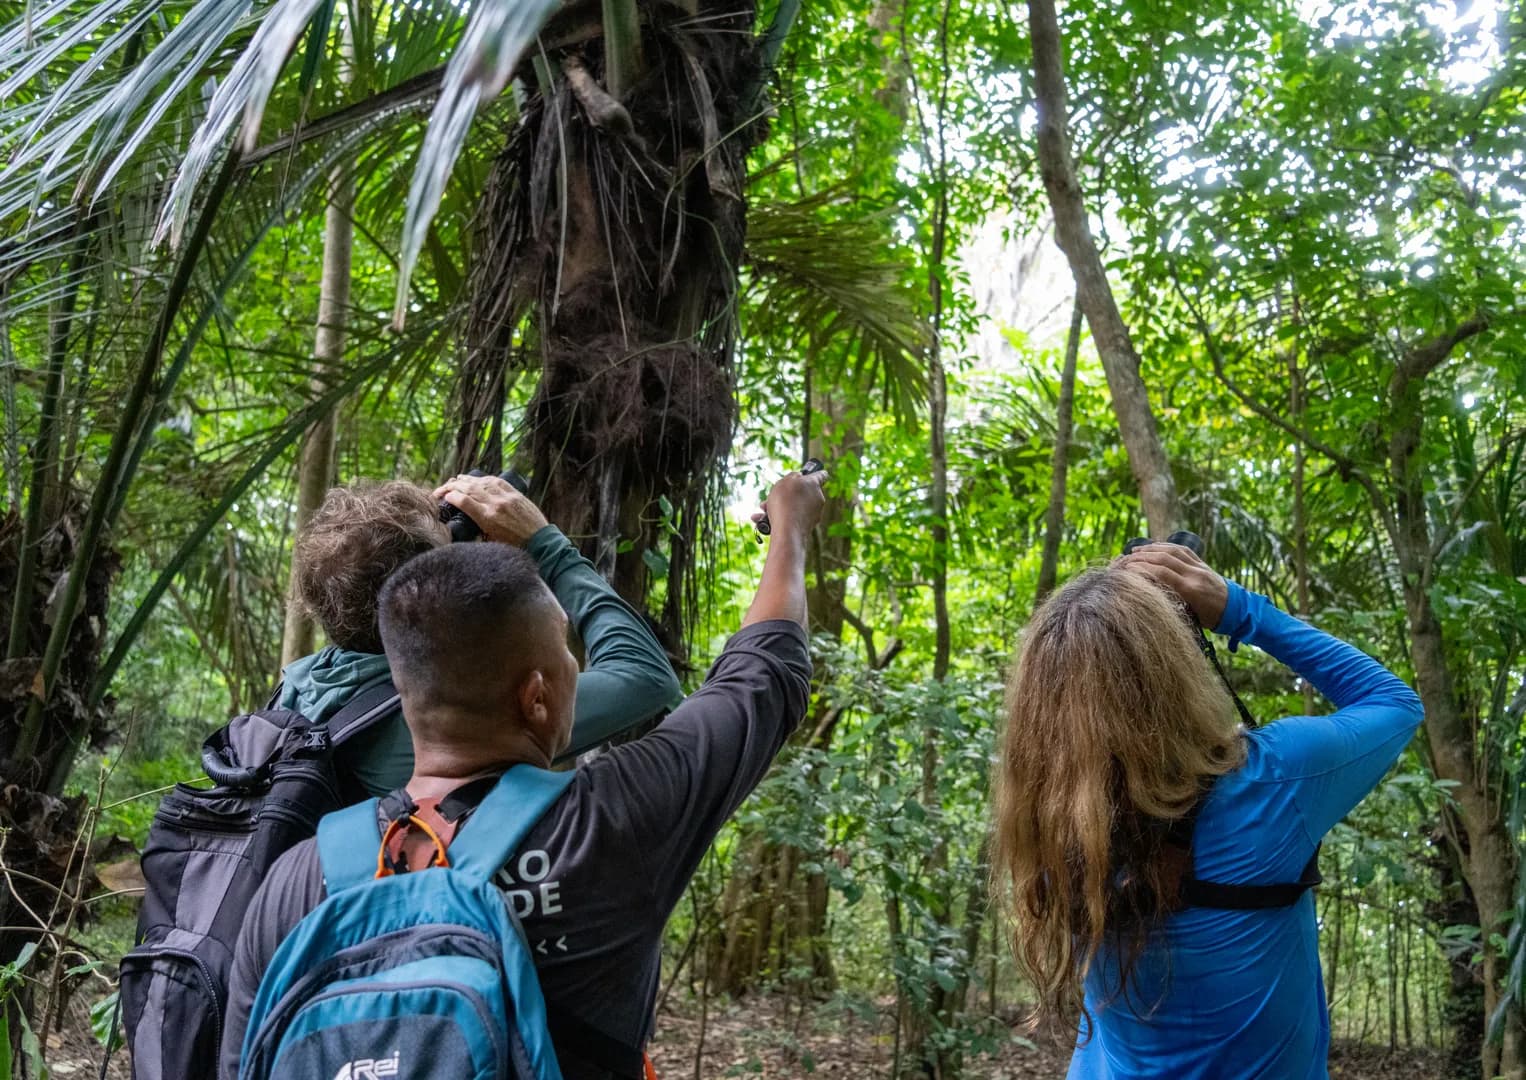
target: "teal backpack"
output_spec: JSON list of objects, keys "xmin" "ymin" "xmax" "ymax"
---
[{"xmin": 238, "ymin": 765, "xmax": 574, "ymax": 1080}]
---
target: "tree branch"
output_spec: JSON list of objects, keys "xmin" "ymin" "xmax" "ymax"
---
[
  {"xmin": 1395, "ymin": 313, "xmax": 1491, "ymax": 387},
  {"xmin": 806, "ymin": 634, "xmax": 904, "ymax": 750},
  {"xmin": 1026, "ymin": 0, "xmax": 1182, "ymax": 534},
  {"xmin": 841, "ymin": 606, "xmax": 882, "ymax": 668},
  {"xmin": 1173, "ymin": 279, "xmax": 1398, "ymax": 542}
]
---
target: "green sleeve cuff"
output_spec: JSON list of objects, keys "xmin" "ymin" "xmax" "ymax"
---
[{"xmin": 525, "ymin": 524, "xmax": 572, "ymax": 564}]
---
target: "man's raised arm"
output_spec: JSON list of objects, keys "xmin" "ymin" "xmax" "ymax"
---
[
  {"xmin": 434, "ymin": 475, "xmax": 682, "ymax": 754},
  {"xmin": 741, "ymin": 469, "xmax": 820, "ymax": 630},
  {"xmin": 582, "ymin": 467, "xmax": 828, "ymax": 907}
]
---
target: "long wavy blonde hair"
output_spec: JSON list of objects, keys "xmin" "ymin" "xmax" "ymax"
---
[{"xmin": 991, "ymin": 566, "xmax": 1246, "ymax": 1034}]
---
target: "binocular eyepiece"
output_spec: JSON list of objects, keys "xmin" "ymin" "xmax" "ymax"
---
[
  {"xmin": 1121, "ymin": 530, "xmax": 1205, "ymax": 558},
  {"xmin": 439, "ymin": 468, "xmax": 532, "ymax": 543}
]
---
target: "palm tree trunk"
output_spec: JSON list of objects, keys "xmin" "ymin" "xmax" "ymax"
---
[
  {"xmin": 5, "ymin": 235, "xmax": 88, "ymax": 666},
  {"xmin": 453, "ymin": 0, "xmax": 768, "ymax": 659}
]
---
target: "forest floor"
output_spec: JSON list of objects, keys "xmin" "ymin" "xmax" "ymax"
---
[
  {"xmin": 646, "ymin": 993, "xmax": 1452, "ymax": 1079},
  {"xmin": 47, "ymin": 988, "xmax": 1450, "ymax": 1079}
]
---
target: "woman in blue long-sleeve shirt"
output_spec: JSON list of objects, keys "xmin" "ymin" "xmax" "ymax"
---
[{"xmin": 991, "ymin": 542, "xmax": 1423, "ymax": 1080}]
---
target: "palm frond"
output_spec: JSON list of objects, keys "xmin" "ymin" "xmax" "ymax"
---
[
  {"xmin": 2, "ymin": 0, "xmax": 547, "ymax": 326},
  {"xmin": 108, "ymin": 113, "xmax": 407, "ymax": 527},
  {"xmin": 160, "ymin": 0, "xmax": 333, "ymax": 246},
  {"xmin": 392, "ymin": 0, "xmax": 557, "ymax": 326},
  {"xmin": 0, "ymin": 0, "xmax": 145, "ymax": 101},
  {"xmin": 745, "ymin": 189, "xmax": 933, "ymax": 422},
  {"xmin": 74, "ymin": 1, "xmax": 248, "ymax": 200},
  {"xmin": 91, "ymin": 312, "xmax": 457, "ymax": 704}
]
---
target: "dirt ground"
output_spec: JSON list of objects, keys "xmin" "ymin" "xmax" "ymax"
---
[
  {"xmin": 46, "ymin": 988, "xmax": 1450, "ymax": 1079},
  {"xmin": 647, "ymin": 993, "xmax": 1453, "ymax": 1079}
]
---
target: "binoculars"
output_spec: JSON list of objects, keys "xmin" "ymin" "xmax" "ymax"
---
[
  {"xmin": 439, "ymin": 468, "xmax": 532, "ymax": 543},
  {"xmin": 1119, "ymin": 528, "xmax": 1256, "ymax": 727},
  {"xmin": 1121, "ymin": 530, "xmax": 1204, "ymax": 558}
]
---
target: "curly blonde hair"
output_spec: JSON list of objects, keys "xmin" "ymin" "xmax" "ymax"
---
[{"xmin": 293, "ymin": 482, "xmax": 449, "ymax": 653}]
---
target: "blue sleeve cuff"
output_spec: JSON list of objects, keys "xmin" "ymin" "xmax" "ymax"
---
[{"xmin": 1214, "ymin": 581, "xmax": 1259, "ymax": 652}]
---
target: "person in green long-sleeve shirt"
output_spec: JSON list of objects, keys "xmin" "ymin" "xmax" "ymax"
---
[{"xmin": 281, "ymin": 476, "xmax": 682, "ymax": 797}]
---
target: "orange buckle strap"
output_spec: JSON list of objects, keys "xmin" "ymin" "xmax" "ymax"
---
[
  {"xmin": 375, "ymin": 812, "xmax": 452, "ymax": 878},
  {"xmin": 643, "ymin": 1052, "xmax": 658, "ymax": 1080}
]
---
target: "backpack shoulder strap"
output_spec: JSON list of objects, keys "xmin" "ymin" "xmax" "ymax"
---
[
  {"xmin": 1171, "ymin": 780, "xmax": 1323, "ymax": 910},
  {"xmin": 448, "ymin": 766, "xmax": 576, "ymax": 879},
  {"xmin": 1179, "ymin": 847, "xmax": 1322, "ymax": 910},
  {"xmin": 316, "ymin": 797, "xmax": 384, "ymax": 893},
  {"xmin": 326, "ymin": 679, "xmax": 401, "ymax": 746}
]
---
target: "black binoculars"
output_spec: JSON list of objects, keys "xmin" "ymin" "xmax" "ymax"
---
[
  {"xmin": 1119, "ymin": 528, "xmax": 1256, "ymax": 726},
  {"xmin": 439, "ymin": 468, "xmax": 532, "ymax": 543},
  {"xmin": 1121, "ymin": 530, "xmax": 1204, "ymax": 558}
]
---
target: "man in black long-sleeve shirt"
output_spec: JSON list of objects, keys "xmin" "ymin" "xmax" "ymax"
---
[{"xmin": 220, "ymin": 468, "xmax": 826, "ymax": 1079}]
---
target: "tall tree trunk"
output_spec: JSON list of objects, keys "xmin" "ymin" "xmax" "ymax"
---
[
  {"xmin": 1404, "ymin": 571, "xmax": 1518, "ymax": 1078},
  {"xmin": 1036, "ymin": 300, "xmax": 1082, "ymax": 605},
  {"xmin": 1290, "ymin": 352, "xmax": 1316, "ymax": 713},
  {"xmin": 1386, "ymin": 320, "xmax": 1522, "ymax": 1078},
  {"xmin": 1025, "ymin": 0, "xmax": 1181, "ymax": 536},
  {"xmin": 6, "ymin": 237, "xmax": 88, "ymax": 669},
  {"xmin": 1431, "ymin": 814, "xmax": 1486, "ymax": 1077},
  {"xmin": 1388, "ymin": 884, "xmax": 1399, "ymax": 1052},
  {"xmin": 704, "ymin": 0, "xmax": 922, "ymax": 998},
  {"xmin": 927, "ymin": 218, "xmax": 950, "ymax": 686},
  {"xmin": 280, "ymin": 163, "xmax": 354, "ymax": 667},
  {"xmin": 1403, "ymin": 906, "xmax": 1414, "ymax": 1048},
  {"xmin": 1327, "ymin": 848, "xmax": 1344, "ymax": 1008},
  {"xmin": 905, "ymin": 77, "xmax": 956, "ymax": 1080},
  {"xmin": 703, "ymin": 386, "xmax": 856, "ymax": 997}
]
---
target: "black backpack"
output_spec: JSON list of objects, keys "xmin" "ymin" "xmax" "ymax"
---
[{"xmin": 120, "ymin": 681, "xmax": 399, "ymax": 1080}]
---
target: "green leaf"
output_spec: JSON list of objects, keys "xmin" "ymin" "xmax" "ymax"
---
[
  {"xmin": 642, "ymin": 548, "xmax": 669, "ymax": 579},
  {"xmin": 0, "ymin": 1010, "xmax": 11, "ymax": 1080},
  {"xmin": 91, "ymin": 992, "xmax": 122, "ymax": 1054},
  {"xmin": 2, "ymin": 942, "xmax": 39, "ymax": 984},
  {"xmin": 299, "ymin": 0, "xmax": 338, "ymax": 97},
  {"xmin": 16, "ymin": 1007, "xmax": 46, "ymax": 1080}
]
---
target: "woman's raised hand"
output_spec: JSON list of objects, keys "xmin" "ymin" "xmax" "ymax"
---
[{"xmin": 1118, "ymin": 542, "xmax": 1230, "ymax": 631}]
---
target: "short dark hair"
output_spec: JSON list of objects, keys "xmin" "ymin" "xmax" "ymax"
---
[
  {"xmin": 294, "ymin": 482, "xmax": 447, "ymax": 652},
  {"xmin": 377, "ymin": 542, "xmax": 551, "ymax": 711}
]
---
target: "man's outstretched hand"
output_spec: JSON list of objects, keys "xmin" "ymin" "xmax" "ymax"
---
[
  {"xmin": 744, "ymin": 467, "xmax": 829, "ymax": 629},
  {"xmin": 1118, "ymin": 541, "xmax": 1229, "ymax": 631},
  {"xmin": 434, "ymin": 474, "xmax": 549, "ymax": 547},
  {"xmin": 750, "ymin": 468, "xmax": 828, "ymax": 542}
]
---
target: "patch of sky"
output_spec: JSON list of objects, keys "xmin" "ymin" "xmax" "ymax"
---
[{"xmin": 1297, "ymin": 0, "xmax": 1501, "ymax": 89}]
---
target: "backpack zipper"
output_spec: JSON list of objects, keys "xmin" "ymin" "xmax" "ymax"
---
[
  {"xmin": 248, "ymin": 974, "xmax": 508, "ymax": 1078},
  {"xmin": 121, "ymin": 943, "xmax": 226, "ymax": 1078}
]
